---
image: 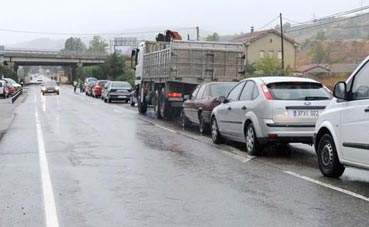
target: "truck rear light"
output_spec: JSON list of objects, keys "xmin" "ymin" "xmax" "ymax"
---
[
  {"xmin": 261, "ymin": 84, "xmax": 273, "ymax": 100},
  {"xmin": 167, "ymin": 92, "xmax": 182, "ymax": 98},
  {"xmin": 268, "ymin": 134, "xmax": 278, "ymax": 139}
]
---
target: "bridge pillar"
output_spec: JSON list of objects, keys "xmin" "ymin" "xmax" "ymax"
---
[{"xmin": 70, "ymin": 64, "xmax": 79, "ymax": 82}]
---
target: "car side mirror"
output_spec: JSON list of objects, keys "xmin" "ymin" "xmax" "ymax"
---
[
  {"xmin": 333, "ymin": 81, "xmax": 347, "ymax": 100},
  {"xmin": 218, "ymin": 96, "xmax": 228, "ymax": 103},
  {"xmin": 183, "ymin": 95, "xmax": 190, "ymax": 100}
]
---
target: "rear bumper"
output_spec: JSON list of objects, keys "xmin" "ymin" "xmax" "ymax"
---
[
  {"xmin": 258, "ymin": 119, "xmax": 315, "ymax": 144},
  {"xmin": 110, "ymin": 94, "xmax": 131, "ymax": 100}
]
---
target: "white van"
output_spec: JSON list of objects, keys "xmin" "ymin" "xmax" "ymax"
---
[{"xmin": 314, "ymin": 56, "xmax": 369, "ymax": 178}]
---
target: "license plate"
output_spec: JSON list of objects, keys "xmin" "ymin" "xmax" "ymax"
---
[
  {"xmin": 48, "ymin": 90, "xmax": 54, "ymax": 92},
  {"xmin": 118, "ymin": 96, "xmax": 126, "ymax": 98},
  {"xmin": 289, "ymin": 110, "xmax": 321, "ymax": 118}
]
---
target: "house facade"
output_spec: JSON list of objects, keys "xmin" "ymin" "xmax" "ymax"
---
[{"xmin": 232, "ymin": 29, "xmax": 298, "ymax": 69}]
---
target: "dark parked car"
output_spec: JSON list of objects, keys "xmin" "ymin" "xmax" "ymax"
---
[
  {"xmin": 102, "ymin": 81, "xmax": 132, "ymax": 103},
  {"xmin": 182, "ymin": 82, "xmax": 237, "ymax": 133},
  {"xmin": 40, "ymin": 81, "xmax": 60, "ymax": 95},
  {"xmin": 92, "ymin": 80, "xmax": 108, "ymax": 98}
]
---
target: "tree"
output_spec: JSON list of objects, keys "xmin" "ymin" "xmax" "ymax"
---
[
  {"xmin": 63, "ymin": 37, "xmax": 87, "ymax": 51},
  {"xmin": 313, "ymin": 42, "xmax": 331, "ymax": 64},
  {"xmin": 316, "ymin": 31, "xmax": 326, "ymax": 41},
  {"xmin": 254, "ymin": 57, "xmax": 283, "ymax": 76},
  {"xmin": 0, "ymin": 65, "xmax": 18, "ymax": 81},
  {"xmin": 244, "ymin": 63, "xmax": 256, "ymax": 77},
  {"xmin": 88, "ymin": 36, "xmax": 108, "ymax": 53},
  {"xmin": 206, "ymin": 32, "xmax": 220, "ymax": 42},
  {"xmin": 99, "ymin": 53, "xmax": 125, "ymax": 80}
]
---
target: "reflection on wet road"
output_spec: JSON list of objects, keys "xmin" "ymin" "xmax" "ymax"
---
[{"xmin": 0, "ymin": 85, "xmax": 368, "ymax": 227}]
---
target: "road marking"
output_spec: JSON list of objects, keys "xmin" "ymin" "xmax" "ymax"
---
[
  {"xmin": 35, "ymin": 110, "xmax": 60, "ymax": 227},
  {"xmin": 154, "ymin": 124, "xmax": 177, "ymax": 134},
  {"xmin": 218, "ymin": 149, "xmax": 253, "ymax": 163},
  {"xmin": 284, "ymin": 171, "xmax": 369, "ymax": 203}
]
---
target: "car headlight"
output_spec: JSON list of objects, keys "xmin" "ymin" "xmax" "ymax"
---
[{"xmin": 55, "ymin": 86, "xmax": 60, "ymax": 90}]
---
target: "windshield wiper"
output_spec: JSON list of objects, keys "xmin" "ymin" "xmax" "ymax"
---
[{"xmin": 304, "ymin": 96, "xmax": 329, "ymax": 100}]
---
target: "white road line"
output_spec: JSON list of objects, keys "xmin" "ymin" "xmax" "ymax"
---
[
  {"xmin": 284, "ymin": 171, "xmax": 369, "ymax": 203},
  {"xmin": 219, "ymin": 149, "xmax": 253, "ymax": 163},
  {"xmin": 154, "ymin": 124, "xmax": 177, "ymax": 134},
  {"xmin": 35, "ymin": 110, "xmax": 60, "ymax": 227}
]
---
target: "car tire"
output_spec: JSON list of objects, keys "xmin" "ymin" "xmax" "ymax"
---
[
  {"xmin": 108, "ymin": 98, "xmax": 112, "ymax": 103},
  {"xmin": 245, "ymin": 123, "xmax": 262, "ymax": 156},
  {"xmin": 57, "ymin": 92, "xmax": 60, "ymax": 95},
  {"xmin": 199, "ymin": 113, "xmax": 209, "ymax": 134},
  {"xmin": 317, "ymin": 134, "xmax": 345, "ymax": 178},
  {"xmin": 42, "ymin": 92, "xmax": 45, "ymax": 96},
  {"xmin": 181, "ymin": 110, "xmax": 191, "ymax": 128},
  {"xmin": 104, "ymin": 98, "xmax": 107, "ymax": 103},
  {"xmin": 211, "ymin": 117, "xmax": 224, "ymax": 144}
]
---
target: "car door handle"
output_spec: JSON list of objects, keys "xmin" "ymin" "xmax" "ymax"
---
[
  {"xmin": 227, "ymin": 106, "xmax": 232, "ymax": 111},
  {"xmin": 242, "ymin": 106, "xmax": 247, "ymax": 110},
  {"xmin": 365, "ymin": 107, "xmax": 369, "ymax": 112}
]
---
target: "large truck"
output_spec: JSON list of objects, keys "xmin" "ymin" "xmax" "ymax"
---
[{"xmin": 131, "ymin": 40, "xmax": 245, "ymax": 119}]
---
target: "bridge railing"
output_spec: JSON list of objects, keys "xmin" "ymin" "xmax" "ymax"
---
[{"xmin": 0, "ymin": 48, "xmax": 108, "ymax": 58}]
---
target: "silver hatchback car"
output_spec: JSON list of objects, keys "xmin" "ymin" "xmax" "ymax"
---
[{"xmin": 211, "ymin": 77, "xmax": 332, "ymax": 155}]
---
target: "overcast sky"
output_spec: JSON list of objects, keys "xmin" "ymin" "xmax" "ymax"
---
[{"xmin": 0, "ymin": 0, "xmax": 367, "ymax": 45}]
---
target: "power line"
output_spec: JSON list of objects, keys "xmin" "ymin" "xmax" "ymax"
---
[
  {"xmin": 0, "ymin": 27, "xmax": 197, "ymax": 36},
  {"xmin": 256, "ymin": 15, "xmax": 280, "ymax": 31},
  {"xmin": 286, "ymin": 11, "xmax": 369, "ymax": 33}
]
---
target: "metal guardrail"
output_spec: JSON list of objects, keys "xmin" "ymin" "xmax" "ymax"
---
[
  {"xmin": 0, "ymin": 48, "xmax": 108, "ymax": 58},
  {"xmin": 10, "ymin": 89, "xmax": 22, "ymax": 104}
]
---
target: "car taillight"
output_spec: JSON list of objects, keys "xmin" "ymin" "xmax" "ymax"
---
[
  {"xmin": 95, "ymin": 85, "xmax": 101, "ymax": 90},
  {"xmin": 167, "ymin": 92, "xmax": 182, "ymax": 98},
  {"xmin": 261, "ymin": 84, "xmax": 273, "ymax": 100},
  {"xmin": 209, "ymin": 97, "xmax": 220, "ymax": 109}
]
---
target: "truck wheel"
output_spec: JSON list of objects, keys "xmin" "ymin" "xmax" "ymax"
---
[
  {"xmin": 154, "ymin": 91, "xmax": 162, "ymax": 118},
  {"xmin": 138, "ymin": 96, "xmax": 147, "ymax": 114},
  {"xmin": 317, "ymin": 134, "xmax": 345, "ymax": 178},
  {"xmin": 159, "ymin": 89, "xmax": 171, "ymax": 119}
]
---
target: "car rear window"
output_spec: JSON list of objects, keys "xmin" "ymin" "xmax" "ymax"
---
[
  {"xmin": 267, "ymin": 82, "xmax": 331, "ymax": 100},
  {"xmin": 98, "ymin": 81, "xmax": 107, "ymax": 86},
  {"xmin": 44, "ymin": 82, "xmax": 57, "ymax": 86},
  {"xmin": 112, "ymin": 82, "xmax": 131, "ymax": 89},
  {"xmin": 210, "ymin": 83, "xmax": 237, "ymax": 97}
]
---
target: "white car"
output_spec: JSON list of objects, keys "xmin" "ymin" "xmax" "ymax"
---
[
  {"xmin": 314, "ymin": 56, "xmax": 369, "ymax": 178},
  {"xmin": 0, "ymin": 80, "xmax": 9, "ymax": 98}
]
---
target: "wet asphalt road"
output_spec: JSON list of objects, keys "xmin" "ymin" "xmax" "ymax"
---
[{"xmin": 0, "ymin": 85, "xmax": 369, "ymax": 227}]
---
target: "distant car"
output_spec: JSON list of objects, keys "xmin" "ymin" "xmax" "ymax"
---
[
  {"xmin": 182, "ymin": 82, "xmax": 237, "ymax": 134},
  {"xmin": 211, "ymin": 77, "xmax": 332, "ymax": 155},
  {"xmin": 0, "ymin": 80, "xmax": 9, "ymax": 98},
  {"xmin": 314, "ymin": 56, "xmax": 369, "ymax": 178},
  {"xmin": 92, "ymin": 80, "xmax": 108, "ymax": 98},
  {"xmin": 40, "ymin": 81, "xmax": 60, "ymax": 95},
  {"xmin": 102, "ymin": 81, "xmax": 132, "ymax": 103},
  {"xmin": 85, "ymin": 80, "xmax": 97, "ymax": 96},
  {"xmin": 83, "ymin": 77, "xmax": 97, "ymax": 92}
]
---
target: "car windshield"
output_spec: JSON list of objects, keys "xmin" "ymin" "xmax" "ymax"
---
[
  {"xmin": 44, "ymin": 82, "xmax": 57, "ymax": 87},
  {"xmin": 210, "ymin": 83, "xmax": 237, "ymax": 97},
  {"xmin": 112, "ymin": 82, "xmax": 131, "ymax": 88},
  {"xmin": 267, "ymin": 82, "xmax": 332, "ymax": 100}
]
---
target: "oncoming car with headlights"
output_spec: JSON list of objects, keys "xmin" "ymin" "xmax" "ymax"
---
[{"xmin": 41, "ymin": 81, "xmax": 60, "ymax": 95}]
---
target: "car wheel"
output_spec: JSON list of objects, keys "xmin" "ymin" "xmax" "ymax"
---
[
  {"xmin": 57, "ymin": 92, "xmax": 60, "ymax": 95},
  {"xmin": 199, "ymin": 113, "xmax": 209, "ymax": 134},
  {"xmin": 108, "ymin": 98, "xmax": 112, "ymax": 103},
  {"xmin": 181, "ymin": 110, "xmax": 191, "ymax": 128},
  {"xmin": 42, "ymin": 92, "xmax": 45, "ymax": 96},
  {"xmin": 317, "ymin": 134, "xmax": 345, "ymax": 178},
  {"xmin": 104, "ymin": 98, "xmax": 107, "ymax": 103},
  {"xmin": 211, "ymin": 117, "xmax": 224, "ymax": 144},
  {"xmin": 245, "ymin": 123, "xmax": 262, "ymax": 156}
]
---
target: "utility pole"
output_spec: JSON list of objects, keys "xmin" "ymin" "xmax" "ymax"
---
[
  {"xmin": 279, "ymin": 13, "xmax": 285, "ymax": 75},
  {"xmin": 196, "ymin": 26, "xmax": 200, "ymax": 41}
]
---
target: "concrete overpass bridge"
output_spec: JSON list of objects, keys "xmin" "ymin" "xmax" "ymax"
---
[{"xmin": 0, "ymin": 46, "xmax": 107, "ymax": 80}]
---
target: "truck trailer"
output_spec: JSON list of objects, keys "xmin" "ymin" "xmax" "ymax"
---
[{"xmin": 131, "ymin": 40, "xmax": 245, "ymax": 119}]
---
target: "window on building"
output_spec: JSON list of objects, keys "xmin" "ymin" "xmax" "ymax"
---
[
  {"xmin": 278, "ymin": 51, "xmax": 282, "ymax": 59},
  {"xmin": 259, "ymin": 50, "xmax": 265, "ymax": 58},
  {"xmin": 269, "ymin": 51, "xmax": 274, "ymax": 57}
]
